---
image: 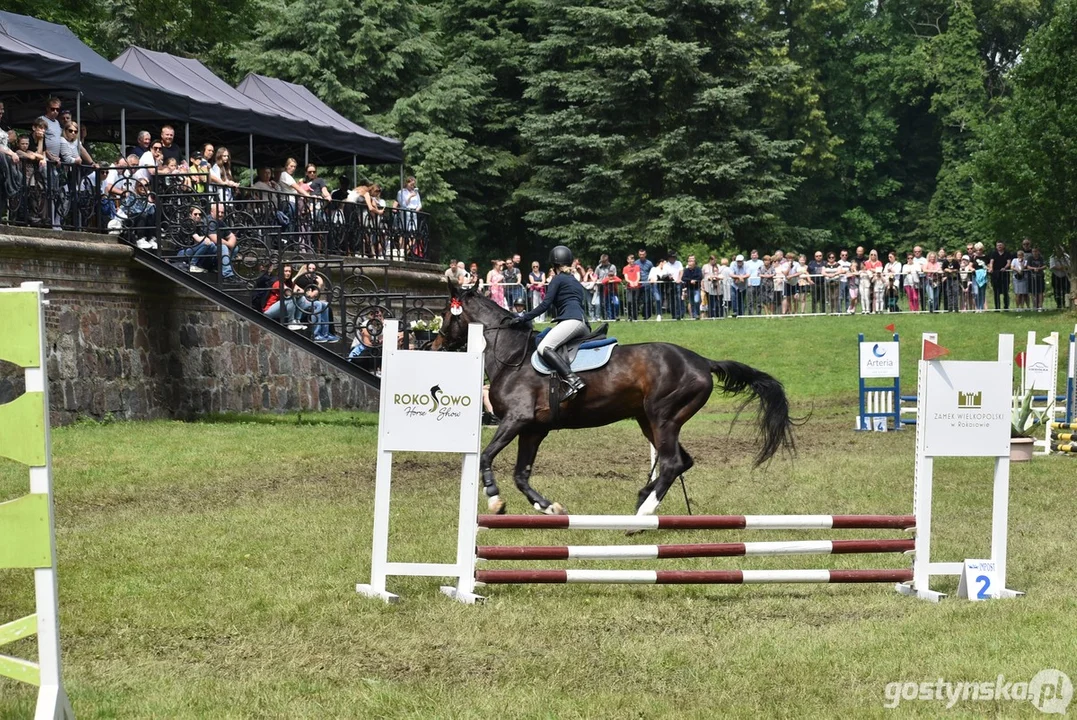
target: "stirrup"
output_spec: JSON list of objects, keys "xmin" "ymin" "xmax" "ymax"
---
[{"xmin": 561, "ymin": 374, "xmax": 585, "ymax": 401}]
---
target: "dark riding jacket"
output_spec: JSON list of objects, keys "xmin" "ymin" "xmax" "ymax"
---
[{"xmin": 521, "ymin": 272, "xmax": 586, "ymax": 322}]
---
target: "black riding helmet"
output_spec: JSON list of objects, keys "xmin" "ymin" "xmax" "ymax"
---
[{"xmin": 549, "ymin": 245, "xmax": 573, "ymax": 267}]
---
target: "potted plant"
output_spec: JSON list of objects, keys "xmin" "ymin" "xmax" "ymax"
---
[
  {"xmin": 409, "ymin": 316, "xmax": 442, "ymax": 345},
  {"xmin": 1010, "ymin": 390, "xmax": 1050, "ymax": 462}
]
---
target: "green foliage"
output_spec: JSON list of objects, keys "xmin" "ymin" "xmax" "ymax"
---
[
  {"xmin": 517, "ymin": 0, "xmax": 798, "ymax": 259},
  {"xmin": 1011, "ymin": 389, "xmax": 1052, "ymax": 437},
  {"xmin": 233, "ymin": 0, "xmax": 437, "ymax": 120},
  {"xmin": 975, "ymin": 0, "xmax": 1077, "ymax": 270},
  {"xmin": 12, "ymin": 0, "xmax": 1067, "ymax": 263},
  {"xmin": 922, "ymin": 0, "xmax": 989, "ymax": 248}
]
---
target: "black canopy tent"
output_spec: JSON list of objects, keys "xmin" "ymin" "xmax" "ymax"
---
[
  {"xmin": 115, "ymin": 46, "xmax": 313, "ymax": 164},
  {"xmin": 115, "ymin": 47, "xmax": 401, "ymax": 168},
  {"xmin": 0, "ymin": 11, "xmax": 405, "ymax": 173},
  {"xmin": 0, "ymin": 11, "xmax": 190, "ymax": 132},
  {"xmin": 0, "ymin": 34, "xmax": 80, "ymax": 91},
  {"xmin": 236, "ymin": 73, "xmax": 403, "ymax": 165}
]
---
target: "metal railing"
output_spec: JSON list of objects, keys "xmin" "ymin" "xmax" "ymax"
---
[
  {"xmin": 0, "ymin": 164, "xmax": 433, "ymax": 262},
  {"xmin": 473, "ymin": 268, "xmax": 1072, "ymax": 320},
  {"xmin": 2, "ymin": 159, "xmax": 102, "ymax": 231},
  {"xmin": 137, "ymin": 224, "xmax": 446, "ymax": 374}
]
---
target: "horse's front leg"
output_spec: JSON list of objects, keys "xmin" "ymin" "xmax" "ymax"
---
[
  {"xmin": 514, "ymin": 428, "xmax": 566, "ymax": 515},
  {"xmin": 479, "ymin": 419, "xmax": 525, "ymax": 514}
]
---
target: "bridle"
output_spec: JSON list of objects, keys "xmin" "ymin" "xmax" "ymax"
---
[{"xmin": 437, "ymin": 303, "xmax": 532, "ymax": 368}]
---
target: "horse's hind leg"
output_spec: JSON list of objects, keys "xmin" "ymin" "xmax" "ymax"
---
[
  {"xmin": 635, "ymin": 431, "xmax": 690, "ymax": 515},
  {"xmin": 513, "ymin": 429, "xmax": 565, "ymax": 515}
]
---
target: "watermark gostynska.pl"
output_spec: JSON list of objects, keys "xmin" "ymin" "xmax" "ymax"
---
[{"xmin": 883, "ymin": 669, "xmax": 1071, "ymax": 714}]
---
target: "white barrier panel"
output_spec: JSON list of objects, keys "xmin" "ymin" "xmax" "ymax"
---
[
  {"xmin": 859, "ymin": 341, "xmax": 900, "ymax": 378},
  {"xmin": 921, "ymin": 360, "xmax": 1011, "ymax": 457},
  {"xmin": 896, "ymin": 333, "xmax": 1022, "ymax": 602},
  {"xmin": 1021, "ymin": 331, "xmax": 1061, "ymax": 455},
  {"xmin": 356, "ymin": 320, "xmax": 487, "ymax": 604}
]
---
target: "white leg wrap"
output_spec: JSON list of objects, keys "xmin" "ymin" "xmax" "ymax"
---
[{"xmin": 637, "ymin": 492, "xmax": 660, "ymax": 516}]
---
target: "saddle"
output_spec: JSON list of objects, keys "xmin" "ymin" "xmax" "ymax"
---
[{"xmin": 531, "ymin": 322, "xmax": 618, "ymax": 375}]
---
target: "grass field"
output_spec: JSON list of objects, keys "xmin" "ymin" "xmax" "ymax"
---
[{"xmin": 2, "ymin": 310, "xmax": 1076, "ymax": 718}]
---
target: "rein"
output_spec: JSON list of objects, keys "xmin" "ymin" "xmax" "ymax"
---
[{"xmin": 487, "ymin": 317, "xmax": 532, "ymax": 370}]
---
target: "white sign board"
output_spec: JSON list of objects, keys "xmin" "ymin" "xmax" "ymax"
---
[
  {"xmin": 379, "ymin": 346, "xmax": 484, "ymax": 453},
  {"xmin": 922, "ymin": 360, "xmax": 1011, "ymax": 457},
  {"xmin": 859, "ymin": 342, "xmax": 900, "ymax": 378},
  {"xmin": 1025, "ymin": 344, "xmax": 1055, "ymax": 392},
  {"xmin": 957, "ymin": 559, "xmax": 1001, "ymax": 600}
]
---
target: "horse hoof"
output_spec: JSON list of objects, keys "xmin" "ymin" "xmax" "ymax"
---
[
  {"xmin": 488, "ymin": 496, "xmax": 506, "ymax": 515},
  {"xmin": 545, "ymin": 502, "xmax": 567, "ymax": 516}
]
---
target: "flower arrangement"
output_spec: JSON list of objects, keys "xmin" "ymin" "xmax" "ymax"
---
[{"xmin": 409, "ymin": 316, "xmax": 442, "ymax": 333}]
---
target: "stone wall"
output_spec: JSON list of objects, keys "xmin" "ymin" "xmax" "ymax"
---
[{"xmin": 0, "ymin": 228, "xmax": 446, "ymax": 424}]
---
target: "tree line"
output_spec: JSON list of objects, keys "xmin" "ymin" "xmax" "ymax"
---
[{"xmin": 10, "ymin": 0, "xmax": 1076, "ymax": 275}]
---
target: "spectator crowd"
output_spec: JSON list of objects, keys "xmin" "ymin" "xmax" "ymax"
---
[
  {"xmin": 446, "ymin": 239, "xmax": 1073, "ymax": 321},
  {"xmin": 0, "ymin": 97, "xmax": 427, "ymax": 260}
]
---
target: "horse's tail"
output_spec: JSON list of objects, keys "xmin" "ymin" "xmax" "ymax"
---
[{"xmin": 709, "ymin": 360, "xmax": 797, "ymax": 466}]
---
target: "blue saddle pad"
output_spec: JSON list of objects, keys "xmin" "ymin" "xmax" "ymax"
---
[{"xmin": 532, "ymin": 339, "xmax": 618, "ymax": 375}]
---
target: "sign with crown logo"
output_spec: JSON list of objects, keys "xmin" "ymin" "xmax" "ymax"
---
[{"xmin": 922, "ymin": 361, "xmax": 1011, "ymax": 456}]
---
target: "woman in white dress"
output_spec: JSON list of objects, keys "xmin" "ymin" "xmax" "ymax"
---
[
  {"xmin": 1010, "ymin": 250, "xmax": 1029, "ymax": 309},
  {"xmin": 884, "ymin": 252, "xmax": 903, "ymax": 312}
]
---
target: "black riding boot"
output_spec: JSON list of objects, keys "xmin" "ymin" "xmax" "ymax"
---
[{"xmin": 540, "ymin": 348, "xmax": 586, "ymax": 401}]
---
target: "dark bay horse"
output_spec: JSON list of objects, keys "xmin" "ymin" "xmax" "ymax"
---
[{"xmin": 430, "ymin": 285, "xmax": 796, "ymax": 516}]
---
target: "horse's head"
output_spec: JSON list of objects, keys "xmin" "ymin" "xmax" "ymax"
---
[
  {"xmin": 429, "ymin": 285, "xmax": 478, "ymax": 351},
  {"xmin": 429, "ymin": 284, "xmax": 519, "ymax": 351}
]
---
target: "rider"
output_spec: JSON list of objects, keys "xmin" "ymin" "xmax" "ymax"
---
[{"xmin": 511, "ymin": 245, "xmax": 589, "ymax": 400}]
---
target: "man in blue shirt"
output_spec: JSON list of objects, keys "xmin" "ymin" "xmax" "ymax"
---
[
  {"xmin": 682, "ymin": 255, "xmax": 704, "ymax": 319},
  {"xmin": 744, "ymin": 249, "xmax": 764, "ymax": 316},
  {"xmin": 807, "ymin": 250, "xmax": 826, "ymax": 314},
  {"xmin": 635, "ymin": 248, "xmax": 654, "ymax": 319}
]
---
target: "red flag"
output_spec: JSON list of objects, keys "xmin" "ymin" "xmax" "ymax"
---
[
  {"xmin": 923, "ymin": 340, "xmax": 950, "ymax": 361},
  {"xmin": 884, "ymin": 323, "xmax": 896, "ymax": 332},
  {"xmin": 1015, "ymin": 351, "xmax": 1026, "ymax": 368}
]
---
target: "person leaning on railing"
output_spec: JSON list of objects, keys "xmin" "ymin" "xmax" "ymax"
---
[
  {"xmin": 58, "ymin": 121, "xmax": 96, "ymax": 184},
  {"xmin": 365, "ymin": 184, "xmax": 387, "ymax": 257},
  {"xmin": 0, "ymin": 125, "xmax": 18, "ymax": 165},
  {"xmin": 1049, "ymin": 247, "xmax": 1071, "ymax": 309},
  {"xmin": 986, "ymin": 241, "xmax": 1014, "ymax": 310},
  {"xmin": 502, "ymin": 257, "xmax": 522, "ymax": 308},
  {"xmin": 797, "ymin": 254, "xmax": 812, "ymax": 314},
  {"xmin": 1026, "ymin": 246, "xmax": 1046, "ymax": 311},
  {"xmin": 1010, "ymin": 249, "xmax": 1029, "ymax": 310},
  {"xmin": 602, "ymin": 264, "xmax": 622, "ymax": 320},
  {"xmin": 209, "ymin": 147, "xmax": 240, "ymax": 203},
  {"xmin": 15, "ymin": 122, "xmax": 51, "ymax": 226},
  {"xmin": 486, "ymin": 258, "xmax": 506, "ymax": 308},
  {"xmin": 901, "ymin": 252, "xmax": 920, "ymax": 312},
  {"xmin": 528, "ymin": 260, "xmax": 546, "ymax": 320},
  {"xmin": 958, "ymin": 255, "xmax": 974, "ymax": 312},
  {"xmin": 883, "ymin": 252, "xmax": 902, "ymax": 312},
  {"xmin": 701, "ymin": 255, "xmax": 719, "ymax": 319}
]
